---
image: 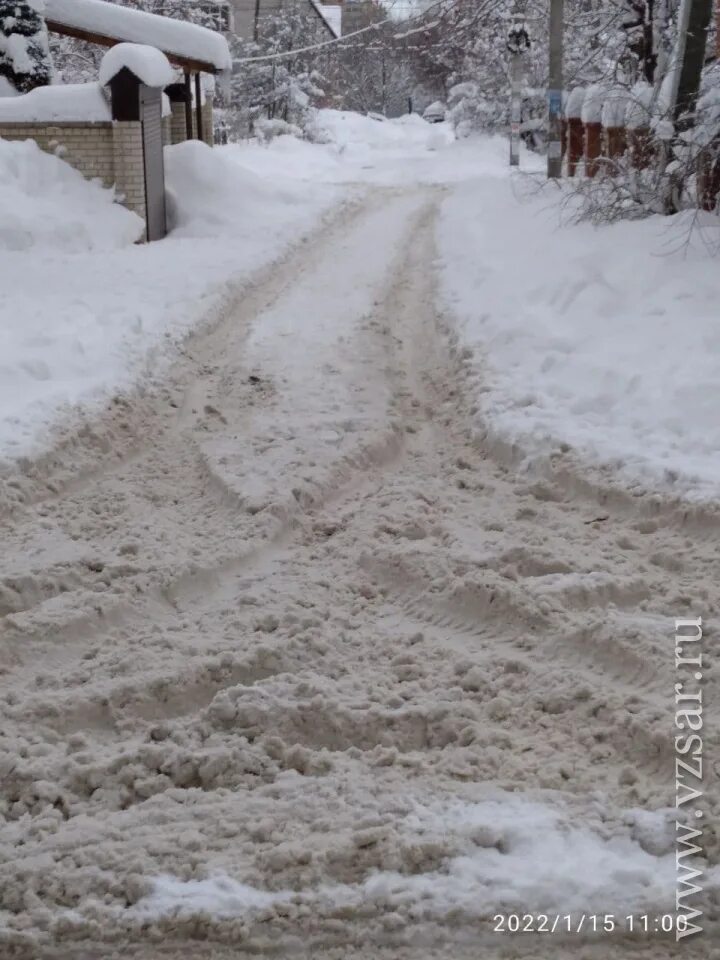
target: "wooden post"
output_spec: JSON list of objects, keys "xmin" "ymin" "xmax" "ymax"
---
[
  {"xmin": 184, "ymin": 71, "xmax": 193, "ymax": 140},
  {"xmin": 584, "ymin": 122, "xmax": 602, "ymax": 177},
  {"xmin": 195, "ymin": 72, "xmax": 203, "ymax": 142},
  {"xmin": 566, "ymin": 117, "xmax": 583, "ymax": 175}
]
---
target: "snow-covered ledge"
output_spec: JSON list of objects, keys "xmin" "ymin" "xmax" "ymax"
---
[{"xmin": 0, "ymin": 83, "xmax": 119, "ymax": 191}]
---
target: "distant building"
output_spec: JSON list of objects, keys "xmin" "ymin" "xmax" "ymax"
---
[{"xmin": 342, "ymin": 0, "xmax": 383, "ymax": 34}]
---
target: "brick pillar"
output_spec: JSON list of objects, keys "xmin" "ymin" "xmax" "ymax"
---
[
  {"xmin": 584, "ymin": 121, "xmax": 602, "ymax": 177},
  {"xmin": 170, "ymin": 100, "xmax": 192, "ymax": 143},
  {"xmin": 604, "ymin": 125, "xmax": 627, "ymax": 160},
  {"xmin": 566, "ymin": 117, "xmax": 583, "ymax": 176},
  {"xmin": 112, "ymin": 121, "xmax": 146, "ymax": 236},
  {"xmin": 202, "ymin": 100, "xmax": 214, "ymax": 146},
  {"xmin": 698, "ymin": 144, "xmax": 720, "ymax": 211}
]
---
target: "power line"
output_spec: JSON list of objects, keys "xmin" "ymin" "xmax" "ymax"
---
[{"xmin": 233, "ymin": 0, "xmax": 460, "ymax": 63}]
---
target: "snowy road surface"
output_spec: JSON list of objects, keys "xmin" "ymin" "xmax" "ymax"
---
[{"xmin": 1, "ymin": 132, "xmax": 718, "ymax": 956}]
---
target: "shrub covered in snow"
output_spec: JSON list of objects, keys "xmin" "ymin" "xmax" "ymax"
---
[{"xmin": 0, "ymin": 0, "xmax": 52, "ymax": 94}]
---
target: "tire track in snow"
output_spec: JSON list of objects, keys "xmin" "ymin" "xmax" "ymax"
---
[{"xmin": 0, "ymin": 188, "xmax": 717, "ymax": 958}]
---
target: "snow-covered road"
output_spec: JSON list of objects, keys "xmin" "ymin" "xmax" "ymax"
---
[{"xmin": 1, "ymin": 175, "xmax": 717, "ymax": 957}]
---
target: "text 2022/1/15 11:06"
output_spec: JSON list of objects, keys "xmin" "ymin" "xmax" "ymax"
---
[{"xmin": 492, "ymin": 914, "xmax": 689, "ymax": 934}]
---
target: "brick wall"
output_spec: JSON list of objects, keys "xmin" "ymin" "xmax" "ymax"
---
[
  {"xmin": 0, "ymin": 122, "xmax": 115, "ymax": 188},
  {"xmin": 0, "ymin": 119, "xmax": 150, "ymax": 239},
  {"xmin": 111, "ymin": 121, "xmax": 146, "ymax": 225},
  {"xmin": 169, "ymin": 101, "xmax": 214, "ymax": 145}
]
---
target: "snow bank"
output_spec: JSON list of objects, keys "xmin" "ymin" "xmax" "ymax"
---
[
  {"xmin": 225, "ymin": 108, "xmax": 466, "ymax": 187},
  {"xmin": 99, "ymin": 43, "xmax": 175, "ymax": 88},
  {"xmin": 0, "ymin": 136, "xmax": 142, "ymax": 250},
  {"xmin": 0, "ymin": 138, "xmax": 335, "ymax": 459},
  {"xmin": 45, "ymin": 0, "xmax": 231, "ymax": 71},
  {"xmin": 0, "ymin": 82, "xmax": 110, "ymax": 122},
  {"xmin": 438, "ymin": 172, "xmax": 720, "ymax": 498},
  {"xmin": 164, "ymin": 139, "xmax": 306, "ymax": 237},
  {"xmin": 313, "ymin": 108, "xmax": 447, "ymax": 151}
]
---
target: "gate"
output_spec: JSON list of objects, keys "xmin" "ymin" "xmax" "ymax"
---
[{"xmin": 140, "ymin": 85, "xmax": 167, "ymax": 242}]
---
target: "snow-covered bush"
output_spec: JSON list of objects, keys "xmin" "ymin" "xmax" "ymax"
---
[
  {"xmin": 254, "ymin": 116, "xmax": 303, "ymax": 142},
  {"xmin": 0, "ymin": 0, "xmax": 52, "ymax": 94},
  {"xmin": 447, "ymin": 81, "xmax": 488, "ymax": 138}
]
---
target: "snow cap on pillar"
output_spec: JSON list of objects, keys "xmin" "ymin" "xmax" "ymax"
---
[{"xmin": 99, "ymin": 43, "xmax": 175, "ymax": 88}]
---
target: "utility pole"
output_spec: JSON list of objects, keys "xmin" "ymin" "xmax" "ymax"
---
[
  {"xmin": 507, "ymin": 5, "xmax": 530, "ymax": 167},
  {"xmin": 547, "ymin": 0, "xmax": 564, "ymax": 178},
  {"xmin": 671, "ymin": 0, "xmax": 713, "ymax": 133}
]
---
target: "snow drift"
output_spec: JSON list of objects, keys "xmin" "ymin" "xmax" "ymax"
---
[
  {"xmin": 0, "ymin": 137, "xmax": 333, "ymax": 459},
  {"xmin": 438, "ymin": 176, "xmax": 720, "ymax": 498},
  {"xmin": 0, "ymin": 137, "xmax": 143, "ymax": 251},
  {"xmin": 165, "ymin": 138, "xmax": 307, "ymax": 237}
]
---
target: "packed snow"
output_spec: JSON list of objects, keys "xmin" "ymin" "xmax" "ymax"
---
[
  {"xmin": 132, "ymin": 797, "xmax": 675, "ymax": 922},
  {"xmin": 98, "ymin": 43, "xmax": 175, "ymax": 88}
]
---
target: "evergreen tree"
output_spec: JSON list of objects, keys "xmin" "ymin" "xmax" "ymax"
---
[{"xmin": 0, "ymin": 0, "xmax": 52, "ymax": 94}]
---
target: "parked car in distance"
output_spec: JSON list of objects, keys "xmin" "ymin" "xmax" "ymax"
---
[{"xmin": 423, "ymin": 100, "xmax": 446, "ymax": 123}]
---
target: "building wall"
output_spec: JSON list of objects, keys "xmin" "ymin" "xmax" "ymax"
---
[{"xmin": 342, "ymin": 0, "xmax": 381, "ymax": 34}]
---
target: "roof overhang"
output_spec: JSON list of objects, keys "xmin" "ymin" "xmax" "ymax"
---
[
  {"xmin": 44, "ymin": 0, "xmax": 231, "ymax": 74},
  {"xmin": 46, "ymin": 19, "xmax": 217, "ymax": 74}
]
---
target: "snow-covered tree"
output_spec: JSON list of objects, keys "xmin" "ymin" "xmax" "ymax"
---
[
  {"xmin": 0, "ymin": 0, "xmax": 52, "ymax": 95},
  {"xmin": 229, "ymin": 1, "xmax": 330, "ymax": 139}
]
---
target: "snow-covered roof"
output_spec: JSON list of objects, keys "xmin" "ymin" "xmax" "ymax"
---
[
  {"xmin": 309, "ymin": 0, "xmax": 342, "ymax": 38},
  {"xmin": 0, "ymin": 82, "xmax": 111, "ymax": 122},
  {"xmin": 44, "ymin": 0, "xmax": 231, "ymax": 73},
  {"xmin": 99, "ymin": 43, "xmax": 175, "ymax": 87}
]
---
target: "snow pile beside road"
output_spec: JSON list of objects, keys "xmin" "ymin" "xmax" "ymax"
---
[
  {"xmin": 165, "ymin": 139, "xmax": 307, "ymax": 237},
  {"xmin": 438, "ymin": 176, "xmax": 720, "ymax": 498},
  {"xmin": 0, "ymin": 136, "xmax": 142, "ymax": 251},
  {"xmin": 0, "ymin": 139, "xmax": 336, "ymax": 461},
  {"xmin": 312, "ymin": 108, "xmax": 452, "ymax": 153},
  {"xmin": 225, "ymin": 108, "xmax": 464, "ymax": 186}
]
